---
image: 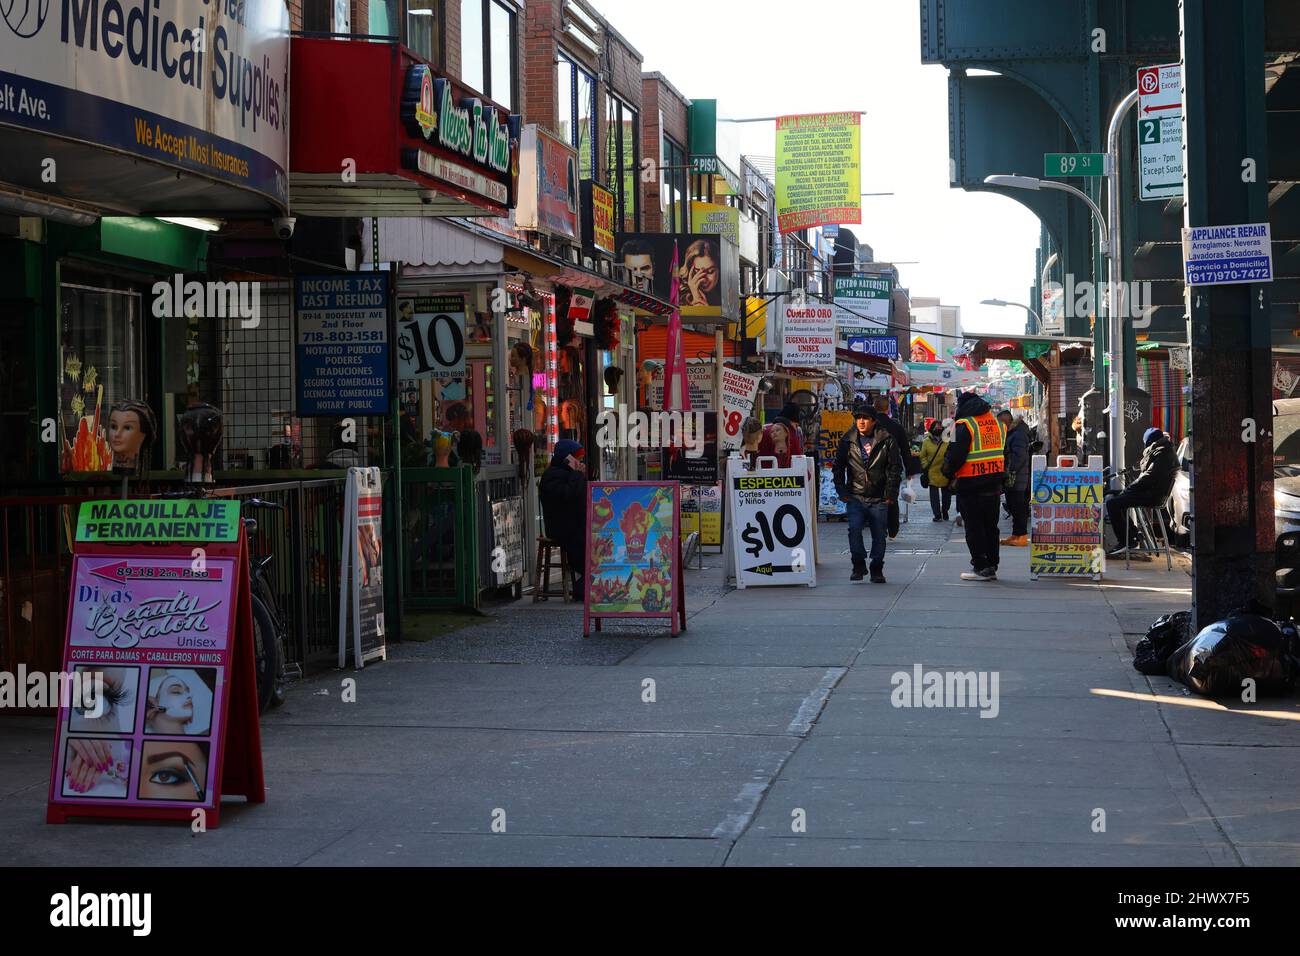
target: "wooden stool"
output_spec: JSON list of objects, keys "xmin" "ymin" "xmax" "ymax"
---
[{"xmin": 533, "ymin": 536, "xmax": 573, "ymax": 602}]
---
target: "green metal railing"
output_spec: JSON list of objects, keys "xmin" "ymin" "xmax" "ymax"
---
[{"xmin": 400, "ymin": 465, "xmax": 478, "ymax": 609}]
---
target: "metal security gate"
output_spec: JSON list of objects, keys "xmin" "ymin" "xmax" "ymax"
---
[{"xmin": 401, "ymin": 465, "xmax": 478, "ymax": 609}]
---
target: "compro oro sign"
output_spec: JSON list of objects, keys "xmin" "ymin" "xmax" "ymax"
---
[
  {"xmin": 0, "ymin": 0, "xmax": 290, "ymax": 213},
  {"xmin": 780, "ymin": 299, "xmax": 836, "ymax": 368},
  {"xmin": 774, "ymin": 112, "xmax": 861, "ymax": 233},
  {"xmin": 726, "ymin": 456, "xmax": 816, "ymax": 588}
]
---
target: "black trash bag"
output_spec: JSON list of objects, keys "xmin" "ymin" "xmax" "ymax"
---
[
  {"xmin": 1166, "ymin": 612, "xmax": 1299, "ymax": 697},
  {"xmin": 1133, "ymin": 611, "xmax": 1191, "ymax": 675}
]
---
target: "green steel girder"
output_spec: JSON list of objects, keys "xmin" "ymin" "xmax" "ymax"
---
[{"xmin": 949, "ymin": 71, "xmax": 1096, "ymax": 338}]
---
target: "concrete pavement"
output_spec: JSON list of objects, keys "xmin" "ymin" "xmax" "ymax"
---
[{"xmin": 2, "ymin": 502, "xmax": 1298, "ymax": 866}]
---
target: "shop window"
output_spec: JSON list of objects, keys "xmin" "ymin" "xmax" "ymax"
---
[
  {"xmin": 605, "ymin": 95, "xmax": 639, "ymax": 232},
  {"xmin": 369, "ymin": 0, "xmax": 399, "ymax": 37},
  {"xmin": 558, "ymin": 51, "xmax": 597, "ymax": 181},
  {"xmin": 462, "ymin": 0, "xmax": 516, "ymax": 110},
  {"xmin": 0, "ymin": 310, "xmax": 36, "ymax": 485},
  {"xmin": 407, "ymin": 0, "xmax": 443, "ymax": 65},
  {"xmin": 58, "ymin": 275, "xmax": 143, "ymax": 474},
  {"xmin": 662, "ymin": 135, "xmax": 688, "ymax": 233}
]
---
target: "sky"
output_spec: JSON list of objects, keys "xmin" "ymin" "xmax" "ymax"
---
[{"xmin": 596, "ymin": 0, "xmax": 1042, "ymax": 336}]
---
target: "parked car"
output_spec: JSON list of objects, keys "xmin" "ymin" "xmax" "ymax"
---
[{"xmin": 1170, "ymin": 400, "xmax": 1300, "ymax": 613}]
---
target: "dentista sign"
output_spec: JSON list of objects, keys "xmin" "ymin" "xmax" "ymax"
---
[{"xmin": 0, "ymin": 0, "xmax": 290, "ymax": 207}]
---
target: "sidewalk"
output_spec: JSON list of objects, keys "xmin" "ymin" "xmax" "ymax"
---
[{"xmin": 2, "ymin": 504, "xmax": 1297, "ymax": 866}]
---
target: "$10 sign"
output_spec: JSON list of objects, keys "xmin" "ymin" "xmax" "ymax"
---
[{"xmin": 397, "ymin": 295, "xmax": 466, "ymax": 380}]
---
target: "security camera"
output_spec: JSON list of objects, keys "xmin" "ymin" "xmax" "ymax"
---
[{"xmin": 273, "ymin": 216, "xmax": 296, "ymax": 240}]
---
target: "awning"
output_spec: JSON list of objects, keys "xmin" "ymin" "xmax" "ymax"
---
[
  {"xmin": 372, "ymin": 217, "xmax": 503, "ymax": 278},
  {"xmin": 493, "ymin": 233, "xmax": 674, "ymax": 316}
]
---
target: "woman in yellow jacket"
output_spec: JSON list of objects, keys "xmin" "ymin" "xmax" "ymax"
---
[{"xmin": 919, "ymin": 418, "xmax": 952, "ymax": 521}]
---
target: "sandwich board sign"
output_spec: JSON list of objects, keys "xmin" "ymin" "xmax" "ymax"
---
[
  {"xmin": 725, "ymin": 455, "xmax": 817, "ymax": 588},
  {"xmin": 584, "ymin": 482, "xmax": 686, "ymax": 637},
  {"xmin": 1137, "ymin": 63, "xmax": 1183, "ymax": 202},
  {"xmin": 48, "ymin": 500, "xmax": 264, "ymax": 827},
  {"xmin": 1030, "ymin": 455, "xmax": 1104, "ymax": 580},
  {"xmin": 339, "ymin": 467, "xmax": 387, "ymax": 668}
]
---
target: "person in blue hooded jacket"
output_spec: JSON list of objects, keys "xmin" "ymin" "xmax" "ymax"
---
[{"xmin": 540, "ymin": 439, "xmax": 588, "ymax": 599}]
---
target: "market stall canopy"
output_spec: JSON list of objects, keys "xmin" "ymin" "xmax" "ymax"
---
[{"xmin": 964, "ymin": 333, "xmax": 1092, "ymax": 385}]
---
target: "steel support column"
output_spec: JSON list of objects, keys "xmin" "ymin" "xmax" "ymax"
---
[{"xmin": 1182, "ymin": 0, "xmax": 1275, "ymax": 629}]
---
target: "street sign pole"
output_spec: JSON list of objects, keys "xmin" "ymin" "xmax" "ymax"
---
[{"xmin": 1106, "ymin": 88, "xmax": 1139, "ymax": 487}]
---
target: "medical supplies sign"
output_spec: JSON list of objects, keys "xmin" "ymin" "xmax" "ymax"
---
[
  {"xmin": 727, "ymin": 457, "xmax": 817, "ymax": 588},
  {"xmin": 1029, "ymin": 454, "xmax": 1104, "ymax": 579}
]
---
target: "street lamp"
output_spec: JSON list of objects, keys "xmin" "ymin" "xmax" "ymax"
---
[
  {"xmin": 980, "ymin": 298, "xmax": 1041, "ymax": 332},
  {"xmin": 982, "ymin": 175, "xmax": 1108, "ymax": 256}
]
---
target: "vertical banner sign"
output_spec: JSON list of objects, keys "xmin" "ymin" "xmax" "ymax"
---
[
  {"xmin": 490, "ymin": 497, "xmax": 525, "ymax": 586},
  {"xmin": 397, "ymin": 294, "xmax": 468, "ymax": 380},
  {"xmin": 296, "ymin": 274, "xmax": 391, "ymax": 416},
  {"xmin": 1030, "ymin": 455, "xmax": 1105, "ymax": 580},
  {"xmin": 48, "ymin": 500, "xmax": 264, "ymax": 826},
  {"xmin": 727, "ymin": 456, "xmax": 817, "ymax": 588},
  {"xmin": 339, "ymin": 467, "xmax": 388, "ymax": 668},
  {"xmin": 584, "ymin": 483, "xmax": 686, "ymax": 637},
  {"xmin": 781, "ymin": 299, "xmax": 837, "ymax": 367},
  {"xmin": 680, "ymin": 483, "xmax": 723, "ymax": 547},
  {"xmin": 775, "ymin": 112, "xmax": 862, "ymax": 233},
  {"xmin": 719, "ymin": 367, "xmax": 761, "ymax": 450}
]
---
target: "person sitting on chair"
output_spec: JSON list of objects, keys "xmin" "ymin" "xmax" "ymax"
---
[{"xmin": 1105, "ymin": 427, "xmax": 1179, "ymax": 557}]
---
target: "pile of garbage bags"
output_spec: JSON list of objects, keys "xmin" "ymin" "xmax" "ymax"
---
[{"xmin": 1134, "ymin": 609, "xmax": 1300, "ymax": 697}]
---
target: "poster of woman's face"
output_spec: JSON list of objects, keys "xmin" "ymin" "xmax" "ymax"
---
[
  {"xmin": 144, "ymin": 668, "xmax": 216, "ymax": 736},
  {"xmin": 137, "ymin": 740, "xmax": 209, "ymax": 802}
]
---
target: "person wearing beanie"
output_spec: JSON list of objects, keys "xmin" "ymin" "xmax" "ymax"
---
[
  {"xmin": 1105, "ymin": 426, "xmax": 1179, "ymax": 557},
  {"xmin": 539, "ymin": 439, "xmax": 588, "ymax": 600},
  {"xmin": 997, "ymin": 409, "xmax": 1031, "ymax": 546},
  {"xmin": 832, "ymin": 403, "xmax": 902, "ymax": 583}
]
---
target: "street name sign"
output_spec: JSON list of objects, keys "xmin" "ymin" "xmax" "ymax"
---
[
  {"xmin": 1137, "ymin": 63, "xmax": 1183, "ymax": 201},
  {"xmin": 1181, "ymin": 222, "xmax": 1274, "ymax": 286},
  {"xmin": 1043, "ymin": 153, "xmax": 1107, "ymax": 177}
]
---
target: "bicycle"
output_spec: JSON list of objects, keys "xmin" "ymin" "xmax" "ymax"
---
[
  {"xmin": 161, "ymin": 490, "xmax": 288, "ymax": 714},
  {"xmin": 242, "ymin": 498, "xmax": 289, "ymax": 713}
]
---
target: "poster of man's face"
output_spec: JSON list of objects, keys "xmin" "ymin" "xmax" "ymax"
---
[{"xmin": 616, "ymin": 233, "xmax": 734, "ymax": 318}]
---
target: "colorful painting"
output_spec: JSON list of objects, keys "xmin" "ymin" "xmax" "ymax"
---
[{"xmin": 584, "ymin": 482, "xmax": 682, "ymax": 632}]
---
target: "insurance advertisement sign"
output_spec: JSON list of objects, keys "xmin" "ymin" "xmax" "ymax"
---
[
  {"xmin": 296, "ymin": 273, "xmax": 391, "ymax": 416},
  {"xmin": 0, "ymin": 0, "xmax": 290, "ymax": 206}
]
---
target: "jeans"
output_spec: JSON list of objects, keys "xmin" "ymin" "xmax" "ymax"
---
[
  {"xmin": 1004, "ymin": 486, "xmax": 1030, "ymax": 536},
  {"xmin": 929, "ymin": 484, "xmax": 952, "ymax": 519},
  {"xmin": 846, "ymin": 498, "xmax": 889, "ymax": 570},
  {"xmin": 957, "ymin": 493, "xmax": 1001, "ymax": 571}
]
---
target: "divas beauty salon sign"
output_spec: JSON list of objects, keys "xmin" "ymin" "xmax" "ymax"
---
[{"xmin": 48, "ymin": 499, "xmax": 264, "ymax": 825}]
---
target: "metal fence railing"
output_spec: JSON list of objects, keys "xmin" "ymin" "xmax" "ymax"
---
[
  {"xmin": 401, "ymin": 465, "xmax": 478, "ymax": 609},
  {"xmin": 0, "ymin": 479, "xmax": 348, "ymax": 682}
]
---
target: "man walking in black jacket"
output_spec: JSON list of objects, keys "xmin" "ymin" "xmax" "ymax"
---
[
  {"xmin": 1105, "ymin": 427, "xmax": 1179, "ymax": 557},
  {"xmin": 833, "ymin": 404, "xmax": 903, "ymax": 583},
  {"xmin": 942, "ymin": 392, "xmax": 1007, "ymax": 581}
]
